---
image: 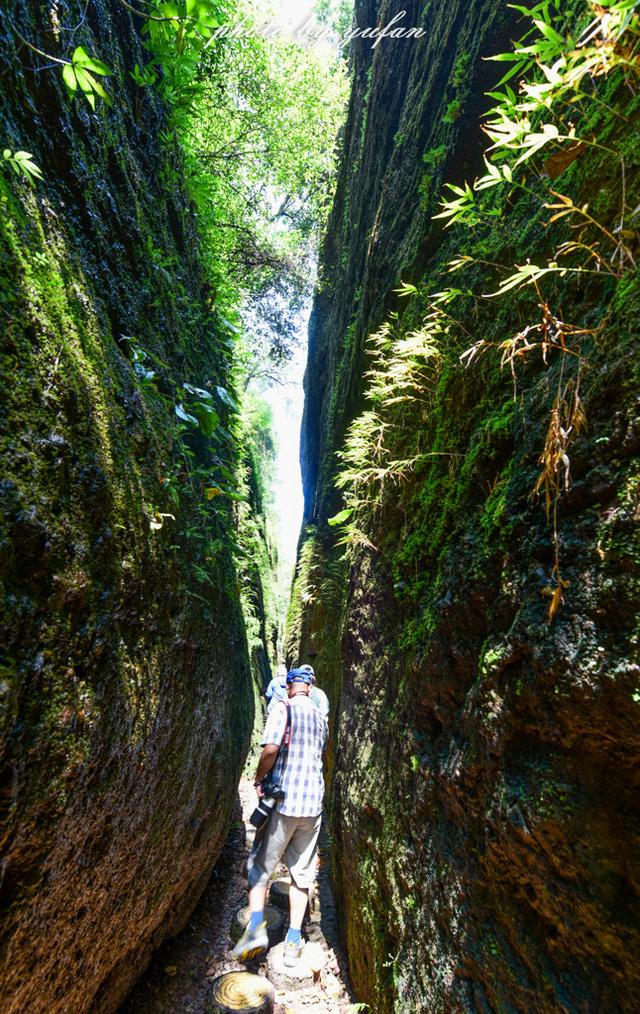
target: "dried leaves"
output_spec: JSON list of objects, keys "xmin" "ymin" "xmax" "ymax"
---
[
  {"xmin": 534, "ymin": 380, "xmax": 588, "ymax": 521},
  {"xmin": 462, "ymin": 293, "xmax": 593, "ymax": 622},
  {"xmin": 533, "ymin": 373, "xmax": 588, "ymax": 621}
]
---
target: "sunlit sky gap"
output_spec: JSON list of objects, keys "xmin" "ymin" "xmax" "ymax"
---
[{"xmin": 259, "ymin": 0, "xmax": 335, "ymax": 574}]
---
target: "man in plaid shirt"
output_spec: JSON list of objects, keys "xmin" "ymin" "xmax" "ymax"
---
[{"xmin": 232, "ymin": 667, "xmax": 328, "ymax": 967}]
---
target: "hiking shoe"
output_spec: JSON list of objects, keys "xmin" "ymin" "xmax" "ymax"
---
[
  {"xmin": 231, "ymin": 920, "xmax": 269, "ymax": 961},
  {"xmin": 283, "ymin": 937, "xmax": 305, "ymax": 967}
]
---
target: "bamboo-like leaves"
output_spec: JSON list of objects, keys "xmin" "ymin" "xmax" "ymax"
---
[
  {"xmin": 342, "ymin": 0, "xmax": 638, "ymax": 617},
  {"xmin": 474, "ymin": 157, "xmax": 514, "ymax": 191},
  {"xmin": 395, "ymin": 281, "xmax": 419, "ymax": 298},
  {"xmin": 433, "ymin": 182, "xmax": 485, "ymax": 228},
  {"xmin": 333, "ymin": 310, "xmax": 445, "ymax": 547},
  {"xmin": 484, "ymin": 261, "xmax": 570, "ymax": 297},
  {"xmin": 328, "ymin": 508, "xmax": 354, "ymax": 526}
]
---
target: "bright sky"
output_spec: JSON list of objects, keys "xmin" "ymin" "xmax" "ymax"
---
[
  {"xmin": 273, "ymin": 0, "xmax": 317, "ymax": 27},
  {"xmin": 260, "ymin": 0, "xmax": 326, "ymax": 576},
  {"xmin": 263, "ymin": 322, "xmax": 307, "ymax": 573},
  {"xmin": 268, "ymin": 0, "xmax": 336, "ymax": 56}
]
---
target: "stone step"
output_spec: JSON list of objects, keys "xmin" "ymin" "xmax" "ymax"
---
[
  {"xmin": 267, "ymin": 877, "xmax": 312, "ymax": 921},
  {"xmin": 210, "ymin": 971, "xmax": 274, "ymax": 1012},
  {"xmin": 267, "ymin": 876, "xmax": 291, "ymax": 912},
  {"xmin": 265, "ymin": 941, "xmax": 325, "ymax": 992}
]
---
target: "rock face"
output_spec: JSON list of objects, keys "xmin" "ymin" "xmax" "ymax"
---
[
  {"xmin": 0, "ymin": 3, "xmax": 259, "ymax": 1011},
  {"xmin": 291, "ymin": 1, "xmax": 640, "ymax": 1011}
]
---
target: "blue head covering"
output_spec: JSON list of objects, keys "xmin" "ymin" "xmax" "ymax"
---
[
  {"xmin": 265, "ymin": 671, "xmax": 287, "ymax": 700},
  {"xmin": 286, "ymin": 667, "xmax": 314, "ymax": 686}
]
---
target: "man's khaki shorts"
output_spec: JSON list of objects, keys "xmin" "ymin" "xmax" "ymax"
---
[{"xmin": 248, "ymin": 811, "xmax": 322, "ymax": 890}]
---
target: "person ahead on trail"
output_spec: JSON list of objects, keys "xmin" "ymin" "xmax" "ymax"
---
[
  {"xmin": 232, "ymin": 667, "xmax": 328, "ymax": 967},
  {"xmin": 264, "ymin": 664, "xmax": 287, "ymax": 710},
  {"xmin": 266, "ymin": 663, "xmax": 329, "ymax": 719}
]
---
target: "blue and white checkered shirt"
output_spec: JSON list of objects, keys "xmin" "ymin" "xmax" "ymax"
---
[{"xmin": 262, "ymin": 695, "xmax": 327, "ymax": 818}]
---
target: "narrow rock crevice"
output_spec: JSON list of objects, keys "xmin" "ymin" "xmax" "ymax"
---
[{"xmin": 121, "ymin": 781, "xmax": 356, "ymax": 1014}]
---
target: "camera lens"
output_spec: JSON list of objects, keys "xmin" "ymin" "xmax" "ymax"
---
[{"xmin": 249, "ymin": 795, "xmax": 277, "ymax": 828}]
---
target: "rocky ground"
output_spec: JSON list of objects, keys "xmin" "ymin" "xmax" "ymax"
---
[{"xmin": 120, "ymin": 781, "xmax": 357, "ymax": 1014}]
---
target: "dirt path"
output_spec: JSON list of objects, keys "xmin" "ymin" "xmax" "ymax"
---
[{"xmin": 120, "ymin": 781, "xmax": 357, "ymax": 1014}]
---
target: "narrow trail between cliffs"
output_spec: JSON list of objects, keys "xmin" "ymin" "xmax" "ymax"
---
[{"xmin": 121, "ymin": 780, "xmax": 356, "ymax": 1014}]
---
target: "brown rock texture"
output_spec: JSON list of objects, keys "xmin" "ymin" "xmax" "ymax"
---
[
  {"xmin": 0, "ymin": 2, "xmax": 258, "ymax": 1010},
  {"xmin": 289, "ymin": 1, "xmax": 640, "ymax": 1011}
]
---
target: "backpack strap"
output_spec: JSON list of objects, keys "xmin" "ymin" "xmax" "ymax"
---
[{"xmin": 280, "ymin": 699, "xmax": 292, "ymax": 751}]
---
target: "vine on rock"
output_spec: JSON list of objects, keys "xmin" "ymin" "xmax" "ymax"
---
[{"xmin": 333, "ymin": 0, "xmax": 639, "ymax": 621}]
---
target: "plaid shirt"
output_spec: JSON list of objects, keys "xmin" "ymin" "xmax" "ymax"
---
[{"xmin": 262, "ymin": 695, "xmax": 327, "ymax": 818}]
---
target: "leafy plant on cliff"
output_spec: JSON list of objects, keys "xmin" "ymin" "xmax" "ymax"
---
[
  {"xmin": 332, "ymin": 311, "xmax": 444, "ymax": 548},
  {"xmin": 7, "ymin": 13, "xmax": 114, "ymax": 109},
  {"xmin": 431, "ymin": 0, "xmax": 640, "ymax": 618},
  {"xmin": 1, "ymin": 149, "xmax": 42, "ymax": 185},
  {"xmin": 331, "ymin": 0, "xmax": 638, "ymax": 621},
  {"xmin": 61, "ymin": 46, "xmax": 112, "ymax": 108},
  {"xmin": 7, "ymin": 0, "xmax": 347, "ymax": 388},
  {"xmin": 235, "ymin": 392, "xmax": 280, "ymax": 667}
]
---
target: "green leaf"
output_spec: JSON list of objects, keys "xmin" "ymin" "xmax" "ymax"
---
[
  {"xmin": 215, "ymin": 385, "xmax": 238, "ymax": 411},
  {"xmin": 513, "ymin": 123, "xmax": 560, "ymax": 166},
  {"xmin": 183, "ymin": 382, "xmax": 213, "ymax": 399},
  {"xmin": 62, "ymin": 64, "xmax": 78, "ymax": 95},
  {"xmin": 485, "ymin": 263, "xmax": 544, "ymax": 297},
  {"xmin": 395, "ymin": 281, "xmax": 418, "ymax": 297},
  {"xmin": 495, "ymin": 60, "xmax": 529, "ymax": 87},
  {"xmin": 446, "ymin": 183, "xmax": 468, "ymax": 197},
  {"xmin": 2, "ymin": 149, "xmax": 44, "ymax": 184},
  {"xmin": 72, "ymin": 46, "xmax": 112, "ymax": 76},
  {"xmin": 193, "ymin": 403, "xmax": 220, "ymax": 436},
  {"xmin": 18, "ymin": 157, "xmax": 43, "ymax": 180},
  {"xmin": 486, "ymin": 52, "xmax": 522, "ymax": 63},
  {"xmin": 328, "ymin": 508, "xmax": 354, "ymax": 526},
  {"xmin": 534, "ymin": 19, "xmax": 564, "ymax": 47},
  {"xmin": 175, "ymin": 403, "xmax": 197, "ymax": 424},
  {"xmin": 159, "ymin": 2, "xmax": 181, "ymax": 18},
  {"xmin": 73, "ymin": 67, "xmax": 94, "ymax": 95},
  {"xmin": 82, "ymin": 69, "xmax": 111, "ymax": 104},
  {"xmin": 475, "ymin": 157, "xmax": 505, "ymax": 191}
]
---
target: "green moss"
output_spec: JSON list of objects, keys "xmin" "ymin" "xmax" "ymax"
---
[
  {"xmin": 0, "ymin": 58, "xmax": 260, "ymax": 979},
  {"xmin": 480, "ymin": 462, "xmax": 512, "ymax": 539},
  {"xmin": 292, "ymin": 3, "xmax": 640, "ymax": 1010},
  {"xmin": 443, "ymin": 98, "xmax": 463, "ymax": 124},
  {"xmin": 422, "ymin": 143, "xmax": 447, "ymax": 170}
]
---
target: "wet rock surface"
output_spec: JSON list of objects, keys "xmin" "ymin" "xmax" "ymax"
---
[
  {"xmin": 0, "ymin": 2, "xmax": 255, "ymax": 1010},
  {"xmin": 291, "ymin": 0, "xmax": 640, "ymax": 1011}
]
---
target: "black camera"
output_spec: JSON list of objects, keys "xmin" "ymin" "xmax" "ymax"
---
[{"xmin": 249, "ymin": 777, "xmax": 285, "ymax": 829}]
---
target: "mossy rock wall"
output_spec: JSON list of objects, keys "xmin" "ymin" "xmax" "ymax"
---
[
  {"xmin": 0, "ymin": 3, "xmax": 256, "ymax": 1011},
  {"xmin": 293, "ymin": 1, "xmax": 640, "ymax": 1010}
]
